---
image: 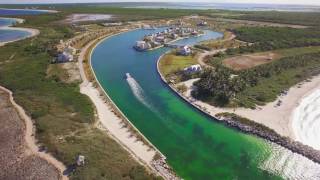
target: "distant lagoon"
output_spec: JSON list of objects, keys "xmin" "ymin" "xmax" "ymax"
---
[
  {"xmin": 0, "ymin": 8, "xmax": 50, "ymax": 44},
  {"xmin": 0, "ymin": 8, "xmax": 56, "ymax": 16}
]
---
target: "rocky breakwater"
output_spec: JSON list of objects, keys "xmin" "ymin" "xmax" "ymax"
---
[
  {"xmin": 151, "ymin": 154, "xmax": 180, "ymax": 180},
  {"xmin": 216, "ymin": 112, "xmax": 320, "ymax": 164}
]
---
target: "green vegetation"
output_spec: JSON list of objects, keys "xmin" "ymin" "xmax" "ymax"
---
[
  {"xmin": 227, "ymin": 26, "xmax": 320, "ymax": 54},
  {"xmin": 0, "ymin": 13, "xmax": 159, "ymax": 179},
  {"xmin": 194, "ymin": 25, "xmax": 320, "ymax": 108},
  {"xmin": 158, "ymin": 52, "xmax": 198, "ymax": 82},
  {"xmin": 195, "ymin": 52, "xmax": 320, "ymax": 108},
  {"xmin": 233, "ymin": 11, "xmax": 320, "ymax": 26}
]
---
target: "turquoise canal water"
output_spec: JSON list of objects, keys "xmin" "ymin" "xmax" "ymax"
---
[{"xmin": 91, "ymin": 28, "xmax": 320, "ymax": 179}]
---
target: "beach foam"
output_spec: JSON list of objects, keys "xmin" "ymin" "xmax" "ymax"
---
[
  {"xmin": 292, "ymin": 89, "xmax": 320, "ymax": 150},
  {"xmin": 261, "ymin": 142, "xmax": 320, "ymax": 179}
]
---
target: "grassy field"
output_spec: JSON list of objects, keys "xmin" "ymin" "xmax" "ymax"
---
[
  {"xmin": 0, "ymin": 13, "xmax": 159, "ymax": 179},
  {"xmin": 158, "ymin": 52, "xmax": 197, "ymax": 80}
]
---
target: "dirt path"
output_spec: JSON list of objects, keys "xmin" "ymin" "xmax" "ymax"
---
[
  {"xmin": 196, "ymin": 33, "xmax": 235, "ymax": 68},
  {"xmin": 197, "ymin": 48, "xmax": 227, "ymax": 67},
  {"xmin": 0, "ymin": 86, "xmax": 67, "ymax": 180}
]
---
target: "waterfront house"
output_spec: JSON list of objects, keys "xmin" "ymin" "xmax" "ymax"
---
[
  {"xmin": 191, "ymin": 30, "xmax": 199, "ymax": 36},
  {"xmin": 171, "ymin": 33, "xmax": 178, "ymax": 39},
  {"xmin": 198, "ymin": 21, "xmax": 208, "ymax": 26},
  {"xmin": 134, "ymin": 41, "xmax": 151, "ymax": 51},
  {"xmin": 184, "ymin": 64, "xmax": 202, "ymax": 73},
  {"xmin": 155, "ymin": 36, "xmax": 165, "ymax": 43},
  {"xmin": 178, "ymin": 45, "xmax": 192, "ymax": 56}
]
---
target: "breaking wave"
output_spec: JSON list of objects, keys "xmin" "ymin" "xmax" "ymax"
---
[
  {"xmin": 261, "ymin": 142, "xmax": 320, "ymax": 179},
  {"xmin": 292, "ymin": 89, "xmax": 320, "ymax": 150}
]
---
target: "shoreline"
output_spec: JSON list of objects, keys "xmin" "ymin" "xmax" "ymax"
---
[
  {"xmin": 0, "ymin": 8, "xmax": 58, "ymax": 13},
  {"xmin": 156, "ymin": 53, "xmax": 320, "ymax": 164},
  {"xmin": 292, "ymin": 82, "xmax": 320, "ymax": 150},
  {"xmin": 183, "ymin": 75, "xmax": 320, "ymax": 139},
  {"xmin": 0, "ymin": 17, "xmax": 40, "ymax": 46},
  {"xmin": 78, "ymin": 28, "xmax": 179, "ymax": 179},
  {"xmin": 0, "ymin": 86, "xmax": 67, "ymax": 180}
]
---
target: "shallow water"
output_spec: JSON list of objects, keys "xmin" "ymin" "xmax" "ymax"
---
[
  {"xmin": 0, "ymin": 8, "xmax": 50, "ymax": 16},
  {"xmin": 0, "ymin": 18, "xmax": 17, "ymax": 27},
  {"xmin": 91, "ymin": 28, "xmax": 320, "ymax": 179},
  {"xmin": 0, "ymin": 29, "xmax": 31, "ymax": 43},
  {"xmin": 0, "ymin": 18, "xmax": 31, "ymax": 43}
]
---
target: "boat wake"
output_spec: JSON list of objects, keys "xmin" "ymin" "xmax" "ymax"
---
[
  {"xmin": 126, "ymin": 73, "xmax": 157, "ymax": 112},
  {"xmin": 292, "ymin": 89, "xmax": 320, "ymax": 150}
]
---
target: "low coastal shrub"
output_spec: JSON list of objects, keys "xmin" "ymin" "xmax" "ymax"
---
[{"xmin": 0, "ymin": 13, "xmax": 159, "ymax": 179}]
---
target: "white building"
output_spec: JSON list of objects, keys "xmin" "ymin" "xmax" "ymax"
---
[
  {"xmin": 178, "ymin": 45, "xmax": 192, "ymax": 56},
  {"xmin": 76, "ymin": 155, "xmax": 85, "ymax": 166},
  {"xmin": 184, "ymin": 64, "xmax": 202, "ymax": 73},
  {"xmin": 57, "ymin": 51, "xmax": 74, "ymax": 62},
  {"xmin": 134, "ymin": 41, "xmax": 151, "ymax": 51}
]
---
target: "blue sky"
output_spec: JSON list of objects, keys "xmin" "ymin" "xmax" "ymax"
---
[{"xmin": 1, "ymin": 0, "xmax": 320, "ymax": 5}]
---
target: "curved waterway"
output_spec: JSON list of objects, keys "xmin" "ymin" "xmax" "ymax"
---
[{"xmin": 91, "ymin": 28, "xmax": 320, "ymax": 179}]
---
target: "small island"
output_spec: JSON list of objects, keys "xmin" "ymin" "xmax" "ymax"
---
[{"xmin": 134, "ymin": 26, "xmax": 203, "ymax": 51}]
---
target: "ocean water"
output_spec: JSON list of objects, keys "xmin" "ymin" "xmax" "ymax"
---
[
  {"xmin": 293, "ymin": 89, "xmax": 320, "ymax": 150},
  {"xmin": 91, "ymin": 28, "xmax": 320, "ymax": 179}
]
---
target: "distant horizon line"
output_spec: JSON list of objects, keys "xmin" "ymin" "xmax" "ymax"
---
[{"xmin": 0, "ymin": 2, "xmax": 320, "ymax": 6}]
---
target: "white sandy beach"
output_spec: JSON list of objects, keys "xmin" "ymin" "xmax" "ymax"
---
[
  {"xmin": 78, "ymin": 36, "xmax": 157, "ymax": 167},
  {"xmin": 179, "ymin": 74, "xmax": 320, "ymax": 139}
]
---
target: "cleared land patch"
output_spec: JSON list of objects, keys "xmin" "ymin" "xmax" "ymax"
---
[
  {"xmin": 220, "ymin": 46, "xmax": 320, "ymax": 71},
  {"xmin": 223, "ymin": 52, "xmax": 279, "ymax": 70}
]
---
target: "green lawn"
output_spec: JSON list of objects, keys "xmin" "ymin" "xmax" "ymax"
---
[{"xmin": 159, "ymin": 52, "xmax": 197, "ymax": 78}]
